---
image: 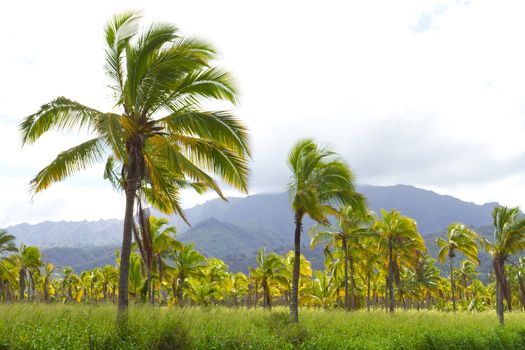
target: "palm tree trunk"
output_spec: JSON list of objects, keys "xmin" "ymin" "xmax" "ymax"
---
[
  {"xmin": 493, "ymin": 258, "xmax": 505, "ymax": 325},
  {"xmin": 342, "ymin": 238, "xmax": 350, "ymax": 311},
  {"xmin": 290, "ymin": 210, "xmax": 303, "ymax": 322},
  {"xmin": 263, "ymin": 280, "xmax": 271, "ymax": 309},
  {"xmin": 43, "ymin": 279, "xmax": 49, "ymax": 303},
  {"xmin": 349, "ymin": 253, "xmax": 357, "ymax": 310},
  {"xmin": 146, "ymin": 270, "xmax": 153, "ymax": 305},
  {"xmin": 19, "ymin": 268, "xmax": 25, "ymax": 301},
  {"xmin": 449, "ymin": 255, "xmax": 456, "ymax": 313},
  {"xmin": 177, "ymin": 272, "xmax": 184, "ymax": 306},
  {"xmin": 388, "ymin": 238, "xmax": 395, "ymax": 313},
  {"xmin": 518, "ymin": 275, "xmax": 525, "ymax": 311},
  {"xmin": 367, "ymin": 271, "xmax": 371, "ymax": 312},
  {"xmin": 117, "ymin": 151, "xmax": 141, "ymax": 326}
]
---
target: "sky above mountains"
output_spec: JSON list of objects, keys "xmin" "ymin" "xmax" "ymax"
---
[{"xmin": 1, "ymin": 0, "xmax": 525, "ymax": 226}]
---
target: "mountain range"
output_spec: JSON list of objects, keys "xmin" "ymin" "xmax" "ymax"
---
[{"xmin": 6, "ymin": 184, "xmax": 499, "ymax": 274}]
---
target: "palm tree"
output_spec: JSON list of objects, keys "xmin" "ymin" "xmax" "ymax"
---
[
  {"xmin": 478, "ymin": 206, "xmax": 525, "ymax": 325},
  {"xmin": 310, "ymin": 205, "xmax": 369, "ymax": 310},
  {"xmin": 100, "ymin": 265, "xmax": 119, "ymax": 302},
  {"xmin": 8, "ymin": 244, "xmax": 42, "ymax": 301},
  {"xmin": 287, "ymin": 139, "xmax": 363, "ymax": 322},
  {"xmin": 128, "ymin": 253, "xmax": 143, "ymax": 299},
  {"xmin": 249, "ymin": 248, "xmax": 287, "ymax": 309},
  {"xmin": 133, "ymin": 210, "xmax": 181, "ymax": 304},
  {"xmin": 436, "ymin": 223, "xmax": 479, "ymax": 313},
  {"xmin": 358, "ymin": 237, "xmax": 382, "ymax": 311},
  {"xmin": 0, "ymin": 230, "xmax": 16, "ymax": 257},
  {"xmin": 0, "ymin": 231, "xmax": 17, "ymax": 280},
  {"xmin": 166, "ymin": 243, "xmax": 206, "ymax": 305},
  {"xmin": 42, "ymin": 262, "xmax": 58, "ymax": 302},
  {"xmin": 412, "ymin": 255, "xmax": 441, "ymax": 310},
  {"xmin": 455, "ymin": 260, "xmax": 478, "ymax": 302},
  {"xmin": 184, "ymin": 278, "xmax": 219, "ymax": 306},
  {"xmin": 19, "ymin": 11, "xmax": 250, "ymax": 319},
  {"xmin": 373, "ymin": 209, "xmax": 424, "ymax": 313},
  {"xmin": 304, "ymin": 270, "xmax": 337, "ymax": 308}
]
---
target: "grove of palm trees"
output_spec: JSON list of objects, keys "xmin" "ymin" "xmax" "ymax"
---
[{"xmin": 2, "ymin": 8, "xmax": 525, "ymax": 350}]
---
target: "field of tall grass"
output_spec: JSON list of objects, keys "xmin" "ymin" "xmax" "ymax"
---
[{"xmin": 0, "ymin": 305, "xmax": 524, "ymax": 349}]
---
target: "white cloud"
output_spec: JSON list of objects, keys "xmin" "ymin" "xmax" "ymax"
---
[{"xmin": 1, "ymin": 0, "xmax": 525, "ymax": 226}]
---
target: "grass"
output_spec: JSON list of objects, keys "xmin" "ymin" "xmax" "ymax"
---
[{"xmin": 0, "ymin": 304, "xmax": 524, "ymax": 349}]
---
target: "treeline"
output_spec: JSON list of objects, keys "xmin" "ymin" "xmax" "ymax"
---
[{"xmin": 1, "ymin": 204, "xmax": 525, "ymax": 325}]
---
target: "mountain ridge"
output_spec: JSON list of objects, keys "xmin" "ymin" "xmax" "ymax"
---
[{"xmin": 5, "ymin": 184, "xmax": 500, "ymax": 273}]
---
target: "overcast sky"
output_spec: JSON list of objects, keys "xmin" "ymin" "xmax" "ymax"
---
[{"xmin": 1, "ymin": 0, "xmax": 525, "ymax": 226}]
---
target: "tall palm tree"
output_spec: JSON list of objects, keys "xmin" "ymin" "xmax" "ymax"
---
[
  {"xmin": 310, "ymin": 205, "xmax": 369, "ymax": 311},
  {"xmin": 478, "ymin": 206, "xmax": 525, "ymax": 325},
  {"xmin": 373, "ymin": 209, "xmax": 424, "ymax": 313},
  {"xmin": 436, "ymin": 223, "xmax": 479, "ymax": 313},
  {"xmin": 287, "ymin": 138, "xmax": 364, "ymax": 322},
  {"xmin": 19, "ymin": 11, "xmax": 250, "ymax": 318}
]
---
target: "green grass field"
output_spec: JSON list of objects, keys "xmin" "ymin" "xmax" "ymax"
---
[{"xmin": 0, "ymin": 305, "xmax": 524, "ymax": 350}]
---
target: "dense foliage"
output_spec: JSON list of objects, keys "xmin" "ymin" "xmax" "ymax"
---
[{"xmin": 2, "ymin": 204, "xmax": 525, "ymax": 326}]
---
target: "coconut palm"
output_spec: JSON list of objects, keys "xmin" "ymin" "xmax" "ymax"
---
[
  {"xmin": 42, "ymin": 262, "xmax": 58, "ymax": 302},
  {"xmin": 287, "ymin": 138, "xmax": 364, "ymax": 322},
  {"xmin": 249, "ymin": 248, "xmax": 287, "ymax": 309},
  {"xmin": 8, "ymin": 244, "xmax": 42, "ymax": 301},
  {"xmin": 100, "ymin": 265, "xmax": 119, "ymax": 302},
  {"xmin": 128, "ymin": 253, "xmax": 143, "ymax": 299},
  {"xmin": 455, "ymin": 260, "xmax": 478, "ymax": 302},
  {"xmin": 133, "ymin": 210, "xmax": 181, "ymax": 304},
  {"xmin": 478, "ymin": 206, "xmax": 525, "ymax": 325},
  {"xmin": 412, "ymin": 255, "xmax": 441, "ymax": 310},
  {"xmin": 373, "ymin": 209, "xmax": 424, "ymax": 313},
  {"xmin": 436, "ymin": 223, "xmax": 479, "ymax": 313},
  {"xmin": 304, "ymin": 270, "xmax": 337, "ymax": 308},
  {"xmin": 310, "ymin": 205, "xmax": 370, "ymax": 310},
  {"xmin": 0, "ymin": 230, "xmax": 16, "ymax": 258},
  {"xmin": 357, "ymin": 236, "xmax": 382, "ymax": 311},
  {"xmin": 184, "ymin": 278, "xmax": 219, "ymax": 306},
  {"xmin": 165, "ymin": 243, "xmax": 206, "ymax": 305},
  {"xmin": 19, "ymin": 11, "xmax": 250, "ymax": 319}
]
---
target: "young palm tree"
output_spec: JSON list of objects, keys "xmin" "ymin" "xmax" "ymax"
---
[
  {"xmin": 478, "ymin": 206, "xmax": 525, "ymax": 325},
  {"xmin": 287, "ymin": 138, "xmax": 364, "ymax": 322},
  {"xmin": 165, "ymin": 243, "xmax": 206, "ymax": 305},
  {"xmin": 19, "ymin": 12, "xmax": 250, "ymax": 318},
  {"xmin": 436, "ymin": 223, "xmax": 479, "ymax": 313},
  {"xmin": 310, "ymin": 205, "xmax": 369, "ymax": 311},
  {"xmin": 412, "ymin": 255, "xmax": 441, "ymax": 310},
  {"xmin": 304, "ymin": 270, "xmax": 337, "ymax": 308},
  {"xmin": 8, "ymin": 244, "xmax": 42, "ymax": 301},
  {"xmin": 42, "ymin": 262, "xmax": 58, "ymax": 302},
  {"xmin": 373, "ymin": 209, "xmax": 424, "ymax": 313},
  {"xmin": 133, "ymin": 210, "xmax": 181, "ymax": 304},
  {"xmin": 184, "ymin": 278, "xmax": 219, "ymax": 306},
  {"xmin": 249, "ymin": 248, "xmax": 287, "ymax": 309}
]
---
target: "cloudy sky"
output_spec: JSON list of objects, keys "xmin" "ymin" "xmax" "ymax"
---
[{"xmin": 1, "ymin": 0, "xmax": 525, "ymax": 226}]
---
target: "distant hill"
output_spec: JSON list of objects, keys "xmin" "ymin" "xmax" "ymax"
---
[
  {"xmin": 6, "ymin": 184, "xmax": 500, "ymax": 273},
  {"xmin": 42, "ymin": 246, "xmax": 118, "ymax": 272},
  {"xmin": 8, "ymin": 220, "xmax": 122, "ymax": 249}
]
